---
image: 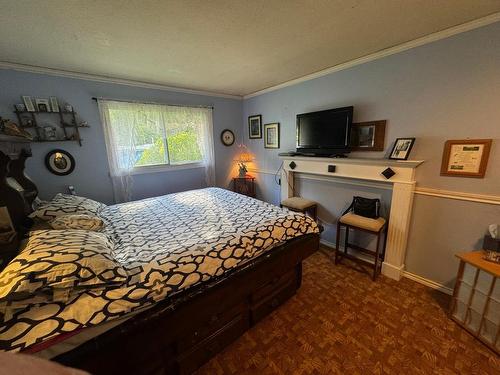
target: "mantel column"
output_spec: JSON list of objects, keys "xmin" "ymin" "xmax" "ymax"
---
[
  {"xmin": 280, "ymin": 168, "xmax": 294, "ymax": 200},
  {"xmin": 382, "ymin": 181, "xmax": 416, "ymax": 280}
]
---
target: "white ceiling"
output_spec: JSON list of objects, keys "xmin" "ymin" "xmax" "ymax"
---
[{"xmin": 0, "ymin": 1, "xmax": 499, "ymax": 97}]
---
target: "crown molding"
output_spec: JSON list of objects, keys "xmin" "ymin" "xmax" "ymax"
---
[
  {"xmin": 244, "ymin": 13, "xmax": 500, "ymax": 99},
  {"xmin": 0, "ymin": 61, "xmax": 242, "ymax": 100}
]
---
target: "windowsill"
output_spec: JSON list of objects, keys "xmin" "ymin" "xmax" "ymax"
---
[{"xmin": 129, "ymin": 162, "xmax": 205, "ymax": 175}]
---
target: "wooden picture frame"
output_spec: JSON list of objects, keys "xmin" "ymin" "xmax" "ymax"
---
[
  {"xmin": 264, "ymin": 123, "xmax": 280, "ymax": 149},
  {"xmin": 248, "ymin": 115, "xmax": 262, "ymax": 139},
  {"xmin": 440, "ymin": 139, "xmax": 492, "ymax": 178},
  {"xmin": 389, "ymin": 138, "xmax": 415, "ymax": 160},
  {"xmin": 350, "ymin": 120, "xmax": 386, "ymax": 151}
]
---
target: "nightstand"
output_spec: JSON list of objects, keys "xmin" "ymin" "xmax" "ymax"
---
[{"xmin": 233, "ymin": 175, "xmax": 256, "ymax": 198}]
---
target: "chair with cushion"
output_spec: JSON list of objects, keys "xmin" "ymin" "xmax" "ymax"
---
[
  {"xmin": 280, "ymin": 197, "xmax": 317, "ymax": 221},
  {"xmin": 335, "ymin": 198, "xmax": 387, "ymax": 281}
]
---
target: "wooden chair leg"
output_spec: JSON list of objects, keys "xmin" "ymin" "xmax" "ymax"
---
[
  {"xmin": 335, "ymin": 222, "xmax": 342, "ymax": 265},
  {"xmin": 373, "ymin": 231, "xmax": 382, "ymax": 281},
  {"xmin": 344, "ymin": 224, "xmax": 349, "ymax": 257}
]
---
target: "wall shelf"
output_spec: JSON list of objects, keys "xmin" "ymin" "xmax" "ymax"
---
[{"xmin": 14, "ymin": 107, "xmax": 89, "ymax": 146}]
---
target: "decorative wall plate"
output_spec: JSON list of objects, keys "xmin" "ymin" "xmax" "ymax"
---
[
  {"xmin": 221, "ymin": 129, "xmax": 235, "ymax": 146},
  {"xmin": 45, "ymin": 149, "xmax": 75, "ymax": 176}
]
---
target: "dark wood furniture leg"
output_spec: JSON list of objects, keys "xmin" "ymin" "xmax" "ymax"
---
[{"xmin": 335, "ymin": 221, "xmax": 341, "ymax": 265}]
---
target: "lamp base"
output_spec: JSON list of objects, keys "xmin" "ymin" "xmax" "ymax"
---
[{"xmin": 238, "ymin": 164, "xmax": 247, "ymax": 178}]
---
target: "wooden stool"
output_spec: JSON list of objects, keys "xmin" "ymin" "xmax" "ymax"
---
[
  {"xmin": 280, "ymin": 197, "xmax": 317, "ymax": 221},
  {"xmin": 335, "ymin": 212, "xmax": 387, "ymax": 280}
]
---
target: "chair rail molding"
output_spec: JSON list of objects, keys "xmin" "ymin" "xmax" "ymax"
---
[{"xmin": 279, "ymin": 156, "xmax": 424, "ymax": 281}]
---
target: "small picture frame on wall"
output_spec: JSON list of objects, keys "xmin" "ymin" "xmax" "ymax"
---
[
  {"xmin": 248, "ymin": 115, "xmax": 262, "ymax": 139},
  {"xmin": 350, "ymin": 120, "xmax": 386, "ymax": 151},
  {"xmin": 35, "ymin": 98, "xmax": 51, "ymax": 112},
  {"xmin": 264, "ymin": 123, "xmax": 280, "ymax": 149},
  {"xmin": 22, "ymin": 96, "xmax": 36, "ymax": 112},
  {"xmin": 440, "ymin": 139, "xmax": 492, "ymax": 178},
  {"xmin": 389, "ymin": 138, "xmax": 415, "ymax": 160},
  {"xmin": 50, "ymin": 96, "xmax": 60, "ymax": 112}
]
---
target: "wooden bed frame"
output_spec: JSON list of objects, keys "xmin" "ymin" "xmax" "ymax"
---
[{"xmin": 0, "ymin": 140, "xmax": 320, "ymax": 374}]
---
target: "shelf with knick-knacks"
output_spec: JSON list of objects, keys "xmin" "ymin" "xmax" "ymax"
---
[{"xmin": 13, "ymin": 105, "xmax": 89, "ymax": 147}]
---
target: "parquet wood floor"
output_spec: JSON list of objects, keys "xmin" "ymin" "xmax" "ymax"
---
[{"xmin": 196, "ymin": 250, "xmax": 499, "ymax": 374}]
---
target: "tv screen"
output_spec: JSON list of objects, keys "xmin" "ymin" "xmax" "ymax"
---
[{"xmin": 296, "ymin": 106, "xmax": 353, "ymax": 155}]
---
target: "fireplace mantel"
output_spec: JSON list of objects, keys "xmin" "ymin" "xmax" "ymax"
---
[{"xmin": 279, "ymin": 156, "xmax": 424, "ymax": 281}]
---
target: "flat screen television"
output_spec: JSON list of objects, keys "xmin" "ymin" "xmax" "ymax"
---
[{"xmin": 296, "ymin": 106, "xmax": 353, "ymax": 156}]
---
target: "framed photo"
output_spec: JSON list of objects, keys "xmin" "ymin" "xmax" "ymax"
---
[
  {"xmin": 22, "ymin": 96, "xmax": 35, "ymax": 112},
  {"xmin": 45, "ymin": 149, "xmax": 75, "ymax": 176},
  {"xmin": 440, "ymin": 139, "xmax": 492, "ymax": 178},
  {"xmin": 350, "ymin": 120, "xmax": 386, "ymax": 151},
  {"xmin": 264, "ymin": 123, "xmax": 280, "ymax": 149},
  {"xmin": 248, "ymin": 115, "xmax": 262, "ymax": 139},
  {"xmin": 389, "ymin": 138, "xmax": 415, "ymax": 160},
  {"xmin": 50, "ymin": 96, "xmax": 60, "ymax": 112},
  {"xmin": 35, "ymin": 98, "xmax": 51, "ymax": 112}
]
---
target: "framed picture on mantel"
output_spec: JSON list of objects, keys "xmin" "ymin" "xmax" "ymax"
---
[
  {"xmin": 350, "ymin": 120, "xmax": 386, "ymax": 151},
  {"xmin": 440, "ymin": 139, "xmax": 492, "ymax": 178}
]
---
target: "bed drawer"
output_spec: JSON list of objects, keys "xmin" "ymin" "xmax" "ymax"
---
[
  {"xmin": 251, "ymin": 267, "xmax": 296, "ymax": 303},
  {"xmin": 177, "ymin": 302, "xmax": 246, "ymax": 352},
  {"xmin": 250, "ymin": 272, "xmax": 297, "ymax": 323},
  {"xmin": 176, "ymin": 311, "xmax": 249, "ymax": 375}
]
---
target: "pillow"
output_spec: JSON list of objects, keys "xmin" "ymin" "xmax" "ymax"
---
[
  {"xmin": 0, "ymin": 230, "xmax": 126, "ymax": 303},
  {"xmin": 49, "ymin": 214, "xmax": 104, "ymax": 231},
  {"xmin": 29, "ymin": 193, "xmax": 107, "ymax": 221}
]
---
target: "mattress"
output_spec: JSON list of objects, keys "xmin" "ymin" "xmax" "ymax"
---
[{"xmin": 0, "ymin": 188, "xmax": 318, "ymax": 352}]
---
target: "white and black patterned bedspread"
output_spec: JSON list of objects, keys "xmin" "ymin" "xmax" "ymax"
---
[{"xmin": 0, "ymin": 188, "xmax": 318, "ymax": 352}]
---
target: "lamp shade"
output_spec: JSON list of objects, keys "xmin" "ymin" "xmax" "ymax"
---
[{"xmin": 236, "ymin": 152, "xmax": 254, "ymax": 163}]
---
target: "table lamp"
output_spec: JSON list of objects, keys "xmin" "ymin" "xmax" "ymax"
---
[{"xmin": 235, "ymin": 145, "xmax": 254, "ymax": 178}]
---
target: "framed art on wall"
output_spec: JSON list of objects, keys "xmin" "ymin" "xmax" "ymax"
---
[
  {"xmin": 248, "ymin": 115, "xmax": 262, "ymax": 139},
  {"xmin": 440, "ymin": 139, "xmax": 492, "ymax": 178},
  {"xmin": 220, "ymin": 129, "xmax": 235, "ymax": 146},
  {"xmin": 45, "ymin": 149, "xmax": 75, "ymax": 176},
  {"xmin": 21, "ymin": 96, "xmax": 35, "ymax": 112},
  {"xmin": 264, "ymin": 123, "xmax": 280, "ymax": 149},
  {"xmin": 389, "ymin": 138, "xmax": 415, "ymax": 160},
  {"xmin": 350, "ymin": 120, "xmax": 386, "ymax": 151},
  {"xmin": 35, "ymin": 98, "xmax": 51, "ymax": 112}
]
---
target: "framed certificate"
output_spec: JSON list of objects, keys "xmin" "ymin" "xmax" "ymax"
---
[{"xmin": 440, "ymin": 139, "xmax": 492, "ymax": 178}]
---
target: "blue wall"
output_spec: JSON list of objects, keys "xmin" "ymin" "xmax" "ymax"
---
[
  {"xmin": 0, "ymin": 70, "xmax": 242, "ymax": 203},
  {"xmin": 242, "ymin": 22, "xmax": 500, "ymax": 286}
]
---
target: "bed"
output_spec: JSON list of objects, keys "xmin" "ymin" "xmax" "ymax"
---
[{"xmin": 0, "ymin": 144, "xmax": 319, "ymax": 374}]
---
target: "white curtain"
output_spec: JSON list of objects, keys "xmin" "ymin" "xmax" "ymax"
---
[
  {"xmin": 98, "ymin": 100, "xmax": 215, "ymax": 203},
  {"xmin": 164, "ymin": 105, "xmax": 215, "ymax": 186}
]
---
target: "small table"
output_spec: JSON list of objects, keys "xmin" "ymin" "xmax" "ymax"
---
[
  {"xmin": 233, "ymin": 175, "xmax": 256, "ymax": 198},
  {"xmin": 449, "ymin": 250, "xmax": 500, "ymax": 354}
]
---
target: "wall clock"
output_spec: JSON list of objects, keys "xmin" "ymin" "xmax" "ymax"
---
[
  {"xmin": 45, "ymin": 149, "xmax": 75, "ymax": 176},
  {"xmin": 221, "ymin": 129, "xmax": 235, "ymax": 146}
]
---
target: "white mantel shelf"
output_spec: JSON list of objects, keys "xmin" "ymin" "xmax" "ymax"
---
[
  {"xmin": 279, "ymin": 156, "xmax": 424, "ymax": 185},
  {"xmin": 279, "ymin": 155, "xmax": 424, "ymax": 281}
]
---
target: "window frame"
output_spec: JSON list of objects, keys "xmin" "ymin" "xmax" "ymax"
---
[{"xmin": 108, "ymin": 103, "xmax": 209, "ymax": 173}]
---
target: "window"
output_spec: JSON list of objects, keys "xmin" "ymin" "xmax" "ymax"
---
[{"xmin": 98, "ymin": 100, "xmax": 214, "ymax": 173}]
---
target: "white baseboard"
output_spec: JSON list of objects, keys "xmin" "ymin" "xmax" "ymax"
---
[
  {"xmin": 381, "ymin": 262, "xmax": 403, "ymax": 281},
  {"xmin": 402, "ymin": 271, "xmax": 453, "ymax": 295},
  {"xmin": 321, "ymin": 239, "xmax": 452, "ymax": 293}
]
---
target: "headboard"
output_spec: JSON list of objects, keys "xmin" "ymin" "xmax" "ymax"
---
[{"xmin": 0, "ymin": 136, "xmax": 38, "ymax": 267}]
